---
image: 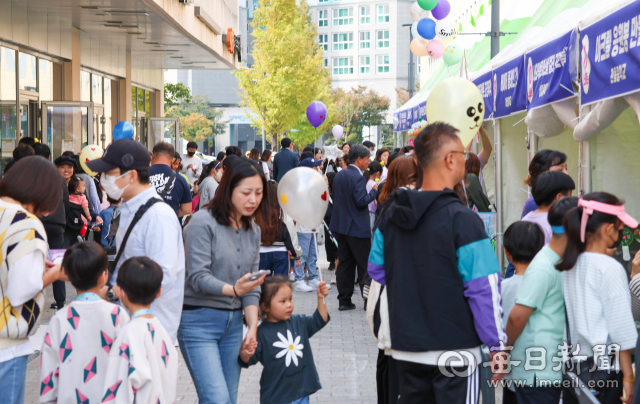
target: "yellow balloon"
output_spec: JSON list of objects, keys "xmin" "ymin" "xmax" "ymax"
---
[
  {"xmin": 410, "ymin": 37, "xmax": 429, "ymax": 57},
  {"xmin": 79, "ymin": 144, "xmax": 104, "ymax": 177},
  {"xmin": 426, "ymin": 77, "xmax": 484, "ymax": 146}
]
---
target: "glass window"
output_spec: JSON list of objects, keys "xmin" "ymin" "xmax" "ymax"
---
[
  {"xmin": 333, "ymin": 8, "xmax": 354, "ymax": 26},
  {"xmin": 39, "ymin": 59, "xmax": 53, "ymax": 102},
  {"xmin": 323, "ymin": 59, "xmax": 328, "ymax": 68},
  {"xmin": 332, "ymin": 32, "xmax": 354, "ymax": 51},
  {"xmin": 332, "ymin": 57, "xmax": 353, "ymax": 75},
  {"xmin": 145, "ymin": 90, "xmax": 151, "ymax": 116},
  {"xmin": 138, "ymin": 89, "xmax": 146, "ymax": 113},
  {"xmin": 359, "ymin": 32, "xmax": 370, "ymax": 49},
  {"xmin": 360, "ymin": 6, "xmax": 370, "ymax": 24},
  {"xmin": 80, "ymin": 71, "xmax": 91, "ymax": 102},
  {"xmin": 104, "ymin": 79, "xmax": 112, "ymax": 147},
  {"xmin": 318, "ymin": 10, "xmax": 328, "ymax": 27},
  {"xmin": 377, "ymin": 30, "xmax": 390, "ymax": 48},
  {"xmin": 92, "ymin": 74, "xmax": 103, "ymax": 104},
  {"xmin": 131, "ymin": 87, "xmax": 137, "ymax": 134},
  {"xmin": 377, "ymin": 5, "xmax": 390, "ymax": 23},
  {"xmin": 318, "ymin": 0, "xmax": 327, "ymax": 3},
  {"xmin": 359, "ymin": 56, "xmax": 370, "ymax": 74},
  {"xmin": 377, "ymin": 55, "xmax": 390, "ymax": 73},
  {"xmin": 319, "ymin": 34, "xmax": 329, "ymax": 51},
  {"xmin": 1, "ymin": 47, "xmax": 16, "ymax": 101},
  {"xmin": 19, "ymin": 52, "xmax": 36, "ymax": 91}
]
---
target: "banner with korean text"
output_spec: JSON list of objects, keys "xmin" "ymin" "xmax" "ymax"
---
[
  {"xmin": 494, "ymin": 56, "xmax": 527, "ymax": 118},
  {"xmin": 527, "ymin": 30, "xmax": 577, "ymax": 110},
  {"xmin": 473, "ymin": 71, "xmax": 495, "ymax": 119},
  {"xmin": 580, "ymin": 1, "xmax": 640, "ymax": 105}
]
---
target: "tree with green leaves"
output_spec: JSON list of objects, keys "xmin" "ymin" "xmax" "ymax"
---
[
  {"xmin": 235, "ymin": 0, "xmax": 331, "ymax": 151},
  {"xmin": 333, "ymin": 86, "xmax": 390, "ymax": 144},
  {"xmin": 164, "ymin": 83, "xmax": 193, "ymax": 105},
  {"xmin": 165, "ymin": 95, "xmax": 227, "ymax": 144}
]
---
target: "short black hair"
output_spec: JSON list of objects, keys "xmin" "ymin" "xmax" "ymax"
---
[
  {"xmin": 548, "ymin": 196, "xmax": 579, "ymax": 227},
  {"xmin": 226, "ymin": 145, "xmax": 242, "ymax": 157},
  {"xmin": 348, "ymin": 144, "xmax": 370, "ymax": 161},
  {"xmin": 363, "ymin": 141, "xmax": 375, "ymax": 149},
  {"xmin": 216, "ymin": 151, "xmax": 226, "ymax": 161},
  {"xmin": 414, "ymin": 123, "xmax": 460, "ymax": 167},
  {"xmin": 34, "ymin": 143, "xmax": 51, "ymax": 159},
  {"xmin": 0, "ymin": 156, "xmax": 62, "ymax": 215},
  {"xmin": 68, "ymin": 175, "xmax": 84, "ymax": 195},
  {"xmin": 18, "ymin": 137, "xmax": 36, "ymax": 148},
  {"xmin": 13, "ymin": 144, "xmax": 35, "ymax": 161},
  {"xmin": 117, "ymin": 257, "xmax": 163, "ymax": 305},
  {"xmin": 532, "ymin": 171, "xmax": 575, "ymax": 207},
  {"xmin": 63, "ymin": 242, "xmax": 108, "ymax": 291},
  {"xmin": 281, "ymin": 138, "xmax": 292, "ymax": 148},
  {"xmin": 393, "ymin": 148, "xmax": 401, "ymax": 153},
  {"xmin": 186, "ymin": 141, "xmax": 198, "ymax": 150},
  {"xmin": 173, "ymin": 152, "xmax": 182, "ymax": 161},
  {"xmin": 387, "ymin": 151, "xmax": 401, "ymax": 168},
  {"xmin": 503, "ymin": 221, "xmax": 545, "ymax": 264},
  {"xmin": 135, "ymin": 169, "xmax": 150, "ymax": 185},
  {"xmin": 368, "ymin": 161, "xmax": 383, "ymax": 174},
  {"xmin": 107, "ymin": 195, "xmax": 120, "ymax": 205},
  {"xmin": 152, "ymin": 142, "xmax": 175, "ymax": 158}
]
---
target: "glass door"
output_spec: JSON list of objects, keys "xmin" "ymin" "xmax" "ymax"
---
[
  {"xmin": 136, "ymin": 112, "xmax": 147, "ymax": 145},
  {"xmin": 41, "ymin": 101, "xmax": 94, "ymax": 159},
  {"xmin": 147, "ymin": 117, "xmax": 180, "ymax": 152},
  {"xmin": 19, "ymin": 91, "xmax": 40, "ymax": 140},
  {"xmin": 94, "ymin": 105, "xmax": 106, "ymax": 149}
]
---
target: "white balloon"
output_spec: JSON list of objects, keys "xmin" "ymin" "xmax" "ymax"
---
[
  {"xmin": 332, "ymin": 125, "xmax": 343, "ymax": 140},
  {"xmin": 410, "ymin": 2, "xmax": 430, "ymax": 22},
  {"xmin": 278, "ymin": 168, "xmax": 329, "ymax": 230},
  {"xmin": 436, "ymin": 19, "xmax": 457, "ymax": 42},
  {"xmin": 411, "ymin": 21, "xmax": 420, "ymax": 39}
]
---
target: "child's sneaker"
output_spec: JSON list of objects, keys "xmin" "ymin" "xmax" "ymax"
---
[
  {"xmin": 289, "ymin": 272, "xmax": 295, "ymax": 282},
  {"xmin": 294, "ymin": 280, "xmax": 313, "ymax": 292}
]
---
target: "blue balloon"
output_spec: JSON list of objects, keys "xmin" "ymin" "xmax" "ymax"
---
[
  {"xmin": 417, "ymin": 18, "xmax": 436, "ymax": 40},
  {"xmin": 113, "ymin": 121, "xmax": 134, "ymax": 140}
]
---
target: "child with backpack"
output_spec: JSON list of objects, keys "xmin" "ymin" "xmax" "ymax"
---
[
  {"xmin": 66, "ymin": 176, "xmax": 101, "ymax": 246},
  {"xmin": 239, "ymin": 276, "xmax": 330, "ymax": 404},
  {"xmin": 39, "ymin": 242, "xmax": 130, "ymax": 404},
  {"xmin": 102, "ymin": 256, "xmax": 178, "ymax": 403}
]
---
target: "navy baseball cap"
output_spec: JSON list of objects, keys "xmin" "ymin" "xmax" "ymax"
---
[
  {"xmin": 86, "ymin": 138, "xmax": 151, "ymax": 173},
  {"xmin": 300, "ymin": 157, "xmax": 322, "ymax": 168}
]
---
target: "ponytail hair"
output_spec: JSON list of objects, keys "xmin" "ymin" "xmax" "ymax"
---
[{"xmin": 556, "ymin": 192, "xmax": 623, "ymax": 271}]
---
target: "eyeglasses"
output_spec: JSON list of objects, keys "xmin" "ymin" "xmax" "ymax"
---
[{"xmin": 446, "ymin": 150, "xmax": 469, "ymax": 160}]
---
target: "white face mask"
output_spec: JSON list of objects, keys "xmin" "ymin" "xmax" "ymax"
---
[{"xmin": 100, "ymin": 171, "xmax": 131, "ymax": 200}]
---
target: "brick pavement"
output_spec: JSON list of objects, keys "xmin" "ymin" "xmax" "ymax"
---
[{"xmin": 23, "ymin": 252, "xmax": 379, "ymax": 404}]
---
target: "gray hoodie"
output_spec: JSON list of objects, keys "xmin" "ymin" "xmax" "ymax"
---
[{"xmin": 183, "ymin": 209, "xmax": 261, "ymax": 310}]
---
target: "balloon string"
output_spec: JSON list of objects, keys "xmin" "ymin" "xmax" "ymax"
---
[{"xmin": 313, "ymin": 231, "xmax": 325, "ymax": 304}]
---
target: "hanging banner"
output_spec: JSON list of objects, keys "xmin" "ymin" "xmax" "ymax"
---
[
  {"xmin": 580, "ymin": 1, "xmax": 640, "ymax": 105},
  {"xmin": 400, "ymin": 109, "xmax": 410, "ymax": 131},
  {"xmin": 393, "ymin": 112, "xmax": 400, "ymax": 132},
  {"xmin": 494, "ymin": 56, "xmax": 527, "ymax": 118},
  {"xmin": 419, "ymin": 101, "xmax": 427, "ymax": 122},
  {"xmin": 412, "ymin": 104, "xmax": 420, "ymax": 127},
  {"xmin": 527, "ymin": 29, "xmax": 576, "ymax": 110},
  {"xmin": 473, "ymin": 71, "xmax": 494, "ymax": 119}
]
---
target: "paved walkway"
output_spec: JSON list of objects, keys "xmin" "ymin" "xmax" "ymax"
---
[{"xmin": 24, "ymin": 251, "xmax": 379, "ymax": 404}]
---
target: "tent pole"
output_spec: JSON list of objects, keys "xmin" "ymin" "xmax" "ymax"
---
[
  {"xmin": 494, "ymin": 119, "xmax": 504, "ymax": 272},
  {"xmin": 579, "ymin": 140, "xmax": 591, "ymax": 195},
  {"xmin": 491, "ymin": 0, "xmax": 500, "ymax": 58}
]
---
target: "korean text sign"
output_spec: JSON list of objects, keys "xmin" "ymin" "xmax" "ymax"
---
[
  {"xmin": 473, "ymin": 71, "xmax": 495, "ymax": 119},
  {"xmin": 494, "ymin": 56, "xmax": 527, "ymax": 118}
]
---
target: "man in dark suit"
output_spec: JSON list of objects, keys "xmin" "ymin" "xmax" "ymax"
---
[
  {"xmin": 273, "ymin": 138, "xmax": 299, "ymax": 182},
  {"xmin": 330, "ymin": 144, "xmax": 378, "ymax": 311}
]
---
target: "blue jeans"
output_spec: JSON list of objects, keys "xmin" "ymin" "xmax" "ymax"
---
[
  {"xmin": 0, "ymin": 355, "xmax": 28, "ymax": 404},
  {"xmin": 296, "ymin": 233, "xmax": 318, "ymax": 281},
  {"xmin": 260, "ymin": 251, "xmax": 289, "ymax": 277},
  {"xmin": 178, "ymin": 308, "xmax": 244, "ymax": 404},
  {"xmin": 287, "ymin": 396, "xmax": 310, "ymax": 404}
]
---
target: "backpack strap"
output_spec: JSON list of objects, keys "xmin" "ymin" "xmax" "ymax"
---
[
  {"xmin": 110, "ymin": 198, "xmax": 162, "ymax": 277},
  {"xmin": 160, "ymin": 170, "xmax": 176, "ymax": 201}
]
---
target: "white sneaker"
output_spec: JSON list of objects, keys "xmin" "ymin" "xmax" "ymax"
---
[
  {"xmin": 331, "ymin": 275, "xmax": 336, "ymax": 284},
  {"xmin": 289, "ymin": 272, "xmax": 295, "ymax": 281},
  {"xmin": 293, "ymin": 280, "xmax": 313, "ymax": 292},
  {"xmin": 309, "ymin": 278, "xmax": 332, "ymax": 290}
]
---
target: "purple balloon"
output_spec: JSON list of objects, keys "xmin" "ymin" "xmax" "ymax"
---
[
  {"xmin": 431, "ymin": 0, "xmax": 451, "ymax": 20},
  {"xmin": 306, "ymin": 101, "xmax": 328, "ymax": 128}
]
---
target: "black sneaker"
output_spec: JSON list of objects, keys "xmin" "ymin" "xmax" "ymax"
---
[
  {"xmin": 328, "ymin": 262, "xmax": 335, "ymax": 271},
  {"xmin": 338, "ymin": 303, "xmax": 356, "ymax": 311},
  {"xmin": 50, "ymin": 302, "xmax": 57, "ymax": 309}
]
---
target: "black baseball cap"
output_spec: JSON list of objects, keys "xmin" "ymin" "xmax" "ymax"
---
[
  {"xmin": 300, "ymin": 157, "xmax": 322, "ymax": 168},
  {"xmin": 86, "ymin": 139, "xmax": 151, "ymax": 173}
]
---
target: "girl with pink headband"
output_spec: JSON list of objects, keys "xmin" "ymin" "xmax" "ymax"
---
[{"xmin": 556, "ymin": 192, "xmax": 638, "ymax": 403}]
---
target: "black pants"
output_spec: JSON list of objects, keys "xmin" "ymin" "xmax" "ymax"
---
[
  {"xmin": 47, "ymin": 232, "xmax": 66, "ymax": 307},
  {"xmin": 396, "ymin": 359, "xmax": 479, "ymax": 404},
  {"xmin": 335, "ymin": 233, "xmax": 371, "ymax": 305},
  {"xmin": 377, "ymin": 350, "xmax": 400, "ymax": 404},
  {"xmin": 514, "ymin": 385, "xmax": 561, "ymax": 404},
  {"xmin": 324, "ymin": 226, "xmax": 338, "ymax": 263}
]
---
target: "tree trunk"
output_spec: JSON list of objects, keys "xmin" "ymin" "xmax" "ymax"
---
[{"xmin": 272, "ymin": 133, "xmax": 279, "ymax": 152}]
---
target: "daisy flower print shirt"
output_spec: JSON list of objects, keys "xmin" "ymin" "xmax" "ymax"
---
[{"xmin": 239, "ymin": 310, "xmax": 329, "ymax": 404}]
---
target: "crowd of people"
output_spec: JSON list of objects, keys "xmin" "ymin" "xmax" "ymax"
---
[{"xmin": 0, "ymin": 123, "xmax": 639, "ymax": 404}]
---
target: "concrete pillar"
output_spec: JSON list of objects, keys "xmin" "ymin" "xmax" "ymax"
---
[
  {"xmin": 63, "ymin": 27, "xmax": 81, "ymax": 101},
  {"xmin": 119, "ymin": 51, "xmax": 132, "ymax": 123},
  {"xmin": 156, "ymin": 70, "xmax": 164, "ymax": 117}
]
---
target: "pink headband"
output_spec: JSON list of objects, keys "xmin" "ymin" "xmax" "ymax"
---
[{"xmin": 578, "ymin": 197, "xmax": 638, "ymax": 242}]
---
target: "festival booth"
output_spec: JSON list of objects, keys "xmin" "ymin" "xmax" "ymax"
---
[{"xmin": 392, "ymin": 90, "xmax": 429, "ymax": 148}]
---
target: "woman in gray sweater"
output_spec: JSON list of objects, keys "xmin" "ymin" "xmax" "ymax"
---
[{"xmin": 180, "ymin": 157, "xmax": 269, "ymax": 404}]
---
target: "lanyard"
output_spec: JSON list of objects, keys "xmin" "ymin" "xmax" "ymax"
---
[
  {"xmin": 131, "ymin": 309, "xmax": 152, "ymax": 319},
  {"xmin": 75, "ymin": 292, "xmax": 102, "ymax": 301}
]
